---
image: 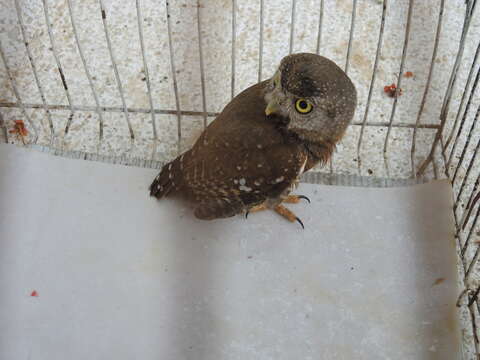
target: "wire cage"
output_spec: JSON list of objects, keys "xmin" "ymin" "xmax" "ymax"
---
[{"xmin": 1, "ymin": 0, "xmax": 480, "ymax": 357}]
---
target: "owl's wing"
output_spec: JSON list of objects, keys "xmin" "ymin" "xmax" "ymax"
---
[
  {"xmin": 191, "ymin": 165, "xmax": 304, "ymax": 220},
  {"xmin": 186, "ymin": 124, "xmax": 307, "ymax": 219}
]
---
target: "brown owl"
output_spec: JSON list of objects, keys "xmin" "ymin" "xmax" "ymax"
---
[{"xmin": 150, "ymin": 53, "xmax": 357, "ymax": 227}]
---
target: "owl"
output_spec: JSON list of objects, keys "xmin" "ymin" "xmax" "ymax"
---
[{"xmin": 150, "ymin": 53, "xmax": 357, "ymax": 227}]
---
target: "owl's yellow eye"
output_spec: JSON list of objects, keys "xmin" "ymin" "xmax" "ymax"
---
[{"xmin": 295, "ymin": 99, "xmax": 313, "ymax": 114}]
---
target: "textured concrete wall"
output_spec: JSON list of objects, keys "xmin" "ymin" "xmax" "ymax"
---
[{"xmin": 0, "ymin": 0, "xmax": 478, "ymax": 182}]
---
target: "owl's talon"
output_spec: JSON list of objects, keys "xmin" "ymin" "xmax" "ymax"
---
[
  {"xmin": 245, "ymin": 203, "xmax": 268, "ymax": 219},
  {"xmin": 273, "ymin": 204, "xmax": 305, "ymax": 228},
  {"xmin": 283, "ymin": 194, "xmax": 310, "ymax": 204},
  {"xmin": 296, "ymin": 217, "xmax": 305, "ymax": 229},
  {"xmin": 297, "ymin": 195, "xmax": 311, "ymax": 203},
  {"xmin": 245, "ymin": 203, "xmax": 305, "ymax": 228}
]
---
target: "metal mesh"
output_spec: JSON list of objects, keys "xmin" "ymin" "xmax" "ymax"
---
[{"xmin": 1, "ymin": 0, "xmax": 480, "ymax": 357}]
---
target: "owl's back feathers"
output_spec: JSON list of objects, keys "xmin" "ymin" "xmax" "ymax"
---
[{"xmin": 150, "ymin": 80, "xmax": 335, "ymax": 220}]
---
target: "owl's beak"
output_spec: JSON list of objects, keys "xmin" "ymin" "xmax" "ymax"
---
[{"xmin": 265, "ymin": 101, "xmax": 279, "ymax": 116}]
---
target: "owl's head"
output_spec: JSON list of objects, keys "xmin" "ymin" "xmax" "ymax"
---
[{"xmin": 264, "ymin": 53, "xmax": 356, "ymax": 146}]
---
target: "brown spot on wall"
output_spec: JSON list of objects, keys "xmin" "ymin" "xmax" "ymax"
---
[{"xmin": 432, "ymin": 277, "xmax": 445, "ymax": 286}]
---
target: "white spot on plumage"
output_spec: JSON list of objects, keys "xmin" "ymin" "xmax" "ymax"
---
[
  {"xmin": 168, "ymin": 164, "xmax": 172, "ymax": 171},
  {"xmin": 254, "ymin": 179, "xmax": 262, "ymax": 186},
  {"xmin": 239, "ymin": 185, "xmax": 252, "ymax": 192},
  {"xmin": 257, "ymin": 164, "xmax": 263, "ymax": 168},
  {"xmin": 236, "ymin": 165, "xmax": 242, "ymax": 170},
  {"xmin": 239, "ymin": 178, "xmax": 246, "ymax": 185},
  {"xmin": 233, "ymin": 179, "xmax": 238, "ymax": 184},
  {"xmin": 275, "ymin": 176, "xmax": 285, "ymax": 183},
  {"xmin": 169, "ymin": 173, "xmax": 173, "ymax": 179},
  {"xmin": 257, "ymin": 144, "xmax": 263, "ymax": 149}
]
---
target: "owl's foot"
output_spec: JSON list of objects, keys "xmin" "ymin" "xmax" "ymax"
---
[
  {"xmin": 245, "ymin": 203, "xmax": 304, "ymax": 229},
  {"xmin": 245, "ymin": 203, "xmax": 267, "ymax": 218},
  {"xmin": 273, "ymin": 204, "xmax": 304, "ymax": 229},
  {"xmin": 283, "ymin": 194, "xmax": 311, "ymax": 204}
]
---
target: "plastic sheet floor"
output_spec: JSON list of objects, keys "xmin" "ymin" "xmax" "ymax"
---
[{"xmin": 0, "ymin": 144, "xmax": 460, "ymax": 360}]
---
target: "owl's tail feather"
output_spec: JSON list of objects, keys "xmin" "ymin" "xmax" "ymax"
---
[{"xmin": 149, "ymin": 158, "xmax": 181, "ymax": 199}]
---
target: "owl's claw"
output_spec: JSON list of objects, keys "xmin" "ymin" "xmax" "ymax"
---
[
  {"xmin": 245, "ymin": 203, "xmax": 305, "ymax": 229},
  {"xmin": 295, "ymin": 217, "xmax": 305, "ymax": 229},
  {"xmin": 274, "ymin": 204, "xmax": 305, "ymax": 229},
  {"xmin": 245, "ymin": 203, "xmax": 268, "ymax": 219},
  {"xmin": 297, "ymin": 195, "xmax": 311, "ymax": 203},
  {"xmin": 284, "ymin": 194, "xmax": 310, "ymax": 204}
]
